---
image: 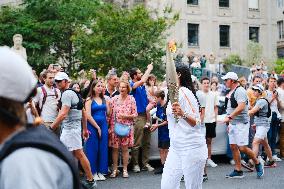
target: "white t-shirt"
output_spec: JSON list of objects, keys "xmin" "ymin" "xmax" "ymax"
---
[
  {"xmin": 266, "ymin": 90, "xmax": 282, "ymax": 119},
  {"xmin": 277, "ymin": 87, "xmax": 284, "ymax": 122},
  {"xmin": 166, "ymin": 87, "xmax": 206, "ymax": 152},
  {"xmin": 33, "ymin": 85, "xmax": 61, "ymax": 122},
  {"xmin": 200, "ymin": 90, "xmax": 219, "ymax": 123}
]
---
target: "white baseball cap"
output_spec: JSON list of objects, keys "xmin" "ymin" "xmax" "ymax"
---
[
  {"xmin": 221, "ymin": 72, "xmax": 238, "ymax": 81},
  {"xmin": 252, "ymin": 84, "xmax": 264, "ymax": 92},
  {"xmin": 0, "ymin": 47, "xmax": 37, "ymax": 102},
  {"xmin": 55, "ymin": 72, "xmax": 71, "ymax": 81}
]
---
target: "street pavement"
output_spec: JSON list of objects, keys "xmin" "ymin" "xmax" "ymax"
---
[{"xmin": 97, "ymin": 160, "xmax": 284, "ymax": 189}]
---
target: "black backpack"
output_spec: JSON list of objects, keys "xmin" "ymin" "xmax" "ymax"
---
[
  {"xmin": 58, "ymin": 89, "xmax": 84, "ymax": 110},
  {"xmin": 255, "ymin": 98, "xmax": 271, "ymax": 118},
  {"xmin": 225, "ymin": 86, "xmax": 248, "ymax": 109},
  {"xmin": 0, "ymin": 125, "xmax": 82, "ymax": 189}
]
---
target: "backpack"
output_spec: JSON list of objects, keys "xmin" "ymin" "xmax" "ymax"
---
[
  {"xmin": 58, "ymin": 89, "xmax": 84, "ymax": 111},
  {"xmin": 35, "ymin": 86, "xmax": 59, "ymax": 116},
  {"xmin": 255, "ymin": 98, "xmax": 271, "ymax": 118},
  {"xmin": 0, "ymin": 125, "xmax": 82, "ymax": 189},
  {"xmin": 225, "ymin": 86, "xmax": 248, "ymax": 109}
]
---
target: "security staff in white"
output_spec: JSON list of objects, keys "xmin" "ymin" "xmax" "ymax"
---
[
  {"xmin": 161, "ymin": 63, "xmax": 207, "ymax": 189},
  {"xmin": 222, "ymin": 72, "xmax": 264, "ymax": 179}
]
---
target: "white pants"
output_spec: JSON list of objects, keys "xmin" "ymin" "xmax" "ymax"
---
[{"xmin": 161, "ymin": 145, "xmax": 207, "ymax": 189}]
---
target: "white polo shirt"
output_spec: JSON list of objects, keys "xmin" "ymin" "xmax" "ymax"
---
[{"xmin": 33, "ymin": 85, "xmax": 61, "ymax": 122}]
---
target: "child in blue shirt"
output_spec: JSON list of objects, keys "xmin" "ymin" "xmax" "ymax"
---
[{"xmin": 150, "ymin": 90, "xmax": 170, "ymax": 174}]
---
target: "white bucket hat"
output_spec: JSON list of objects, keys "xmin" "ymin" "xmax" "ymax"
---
[{"xmin": 0, "ymin": 47, "xmax": 37, "ymax": 102}]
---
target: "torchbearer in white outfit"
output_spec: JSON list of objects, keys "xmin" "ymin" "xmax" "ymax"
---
[{"xmin": 161, "ymin": 43, "xmax": 207, "ymax": 189}]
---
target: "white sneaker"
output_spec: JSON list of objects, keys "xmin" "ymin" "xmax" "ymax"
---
[
  {"xmin": 133, "ymin": 165, "xmax": 141, "ymax": 173},
  {"xmin": 93, "ymin": 173, "xmax": 100, "ymax": 181},
  {"xmin": 258, "ymin": 156, "xmax": 265, "ymax": 164},
  {"xmin": 142, "ymin": 163, "xmax": 155, "ymax": 172},
  {"xmin": 272, "ymin": 155, "xmax": 282, "ymax": 162},
  {"xmin": 97, "ymin": 173, "xmax": 106, "ymax": 181},
  {"xmin": 230, "ymin": 159, "xmax": 235, "ymax": 165},
  {"xmin": 207, "ymin": 159, "xmax": 218, "ymax": 167}
]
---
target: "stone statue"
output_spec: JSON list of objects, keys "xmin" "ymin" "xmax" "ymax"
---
[{"xmin": 11, "ymin": 34, "xmax": 27, "ymax": 61}]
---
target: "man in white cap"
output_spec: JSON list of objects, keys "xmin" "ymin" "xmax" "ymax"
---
[
  {"xmin": 248, "ymin": 84, "xmax": 276, "ymax": 168},
  {"xmin": 222, "ymin": 72, "xmax": 264, "ymax": 179},
  {"xmin": 0, "ymin": 47, "xmax": 82, "ymax": 188},
  {"xmin": 50, "ymin": 72, "xmax": 96, "ymax": 187}
]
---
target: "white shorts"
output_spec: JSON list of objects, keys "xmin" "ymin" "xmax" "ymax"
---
[
  {"xmin": 228, "ymin": 122, "xmax": 249, "ymax": 146},
  {"xmin": 60, "ymin": 128, "xmax": 82, "ymax": 151},
  {"xmin": 254, "ymin": 126, "xmax": 269, "ymax": 140}
]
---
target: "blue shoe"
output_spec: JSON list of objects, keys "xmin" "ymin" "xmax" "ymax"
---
[
  {"xmin": 225, "ymin": 170, "xmax": 244, "ymax": 179},
  {"xmin": 255, "ymin": 163, "xmax": 264, "ymax": 178}
]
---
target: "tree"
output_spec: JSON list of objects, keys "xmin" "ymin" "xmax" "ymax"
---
[
  {"xmin": 222, "ymin": 54, "xmax": 243, "ymax": 72},
  {"xmin": 245, "ymin": 41, "xmax": 263, "ymax": 66},
  {"xmin": 73, "ymin": 4, "xmax": 178, "ymax": 78},
  {"xmin": 275, "ymin": 58, "xmax": 284, "ymax": 74},
  {"xmin": 0, "ymin": 0, "xmax": 101, "ymax": 73}
]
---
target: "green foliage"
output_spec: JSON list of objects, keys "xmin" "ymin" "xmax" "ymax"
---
[
  {"xmin": 222, "ymin": 54, "xmax": 243, "ymax": 72},
  {"xmin": 0, "ymin": 1, "xmax": 177, "ymax": 79},
  {"xmin": 275, "ymin": 58, "xmax": 284, "ymax": 74},
  {"xmin": 245, "ymin": 41, "xmax": 263, "ymax": 66},
  {"xmin": 73, "ymin": 4, "xmax": 177, "ymax": 79}
]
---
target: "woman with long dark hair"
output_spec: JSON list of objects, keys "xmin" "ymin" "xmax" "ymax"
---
[
  {"xmin": 85, "ymin": 80, "xmax": 110, "ymax": 181},
  {"xmin": 161, "ymin": 63, "xmax": 207, "ymax": 189}
]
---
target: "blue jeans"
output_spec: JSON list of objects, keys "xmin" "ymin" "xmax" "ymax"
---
[{"xmin": 268, "ymin": 112, "xmax": 280, "ymax": 155}]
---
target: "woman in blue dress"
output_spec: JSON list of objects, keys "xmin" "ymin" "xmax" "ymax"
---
[{"xmin": 85, "ymin": 80, "xmax": 110, "ymax": 181}]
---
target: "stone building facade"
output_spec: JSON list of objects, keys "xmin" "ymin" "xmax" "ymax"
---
[{"xmin": 276, "ymin": 0, "xmax": 284, "ymax": 58}]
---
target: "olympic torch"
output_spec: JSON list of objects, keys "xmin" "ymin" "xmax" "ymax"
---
[{"xmin": 166, "ymin": 41, "xmax": 179, "ymax": 123}]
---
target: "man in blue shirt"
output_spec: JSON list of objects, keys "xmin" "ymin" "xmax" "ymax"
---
[{"xmin": 129, "ymin": 63, "xmax": 154, "ymax": 172}]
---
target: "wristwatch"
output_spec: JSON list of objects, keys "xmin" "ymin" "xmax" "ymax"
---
[
  {"xmin": 228, "ymin": 116, "xmax": 233, "ymax": 120},
  {"xmin": 182, "ymin": 112, "xmax": 189, "ymax": 119}
]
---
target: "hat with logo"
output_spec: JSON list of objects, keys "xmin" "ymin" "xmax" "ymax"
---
[{"xmin": 252, "ymin": 84, "xmax": 264, "ymax": 92}]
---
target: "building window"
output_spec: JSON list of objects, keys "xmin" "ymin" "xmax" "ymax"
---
[
  {"xmin": 248, "ymin": 0, "xmax": 259, "ymax": 10},
  {"xmin": 249, "ymin": 27, "xmax": 259, "ymax": 42},
  {"xmin": 188, "ymin": 24, "xmax": 199, "ymax": 46},
  {"xmin": 278, "ymin": 21, "xmax": 284, "ymax": 39},
  {"xmin": 219, "ymin": 0, "xmax": 229, "ymax": 8},
  {"xmin": 187, "ymin": 0, "xmax": 198, "ymax": 5},
  {"xmin": 219, "ymin": 25, "xmax": 230, "ymax": 47},
  {"xmin": 277, "ymin": 0, "xmax": 284, "ymax": 8}
]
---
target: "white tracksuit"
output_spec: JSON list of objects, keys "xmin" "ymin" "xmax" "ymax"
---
[{"xmin": 161, "ymin": 87, "xmax": 208, "ymax": 189}]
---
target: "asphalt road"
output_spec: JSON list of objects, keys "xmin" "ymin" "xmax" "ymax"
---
[{"xmin": 97, "ymin": 160, "xmax": 284, "ymax": 189}]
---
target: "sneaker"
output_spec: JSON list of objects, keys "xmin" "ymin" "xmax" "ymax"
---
[
  {"xmin": 272, "ymin": 155, "xmax": 282, "ymax": 162},
  {"xmin": 264, "ymin": 160, "xmax": 277, "ymax": 168},
  {"xmin": 241, "ymin": 160, "xmax": 254, "ymax": 172},
  {"xmin": 141, "ymin": 163, "xmax": 155, "ymax": 172},
  {"xmin": 258, "ymin": 156, "xmax": 265, "ymax": 164},
  {"xmin": 180, "ymin": 175, "xmax": 184, "ymax": 182},
  {"xmin": 82, "ymin": 179, "xmax": 97, "ymax": 189},
  {"xmin": 203, "ymin": 174, "xmax": 208, "ymax": 182},
  {"xmin": 154, "ymin": 166, "xmax": 163, "ymax": 174},
  {"xmin": 230, "ymin": 159, "xmax": 235, "ymax": 165},
  {"xmin": 132, "ymin": 165, "xmax": 141, "ymax": 173},
  {"xmin": 93, "ymin": 173, "xmax": 100, "ymax": 181},
  {"xmin": 225, "ymin": 170, "xmax": 244, "ymax": 179},
  {"xmin": 207, "ymin": 159, "xmax": 218, "ymax": 167},
  {"xmin": 97, "ymin": 173, "xmax": 106, "ymax": 181},
  {"xmin": 255, "ymin": 163, "xmax": 264, "ymax": 178}
]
